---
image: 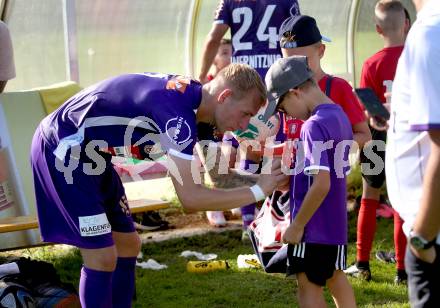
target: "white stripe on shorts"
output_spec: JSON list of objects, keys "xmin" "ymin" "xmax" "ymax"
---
[
  {"xmin": 292, "ymin": 243, "xmax": 306, "ymax": 258},
  {"xmin": 335, "ymin": 245, "xmax": 346, "ymax": 270}
]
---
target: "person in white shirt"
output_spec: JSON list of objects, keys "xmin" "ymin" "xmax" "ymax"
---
[{"xmin": 386, "ymin": 0, "xmax": 440, "ymax": 306}]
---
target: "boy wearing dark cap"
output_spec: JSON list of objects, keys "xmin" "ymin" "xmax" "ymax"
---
[
  {"xmin": 279, "ymin": 15, "xmax": 371, "ymax": 150},
  {"xmin": 264, "ymin": 56, "xmax": 356, "ymax": 307}
]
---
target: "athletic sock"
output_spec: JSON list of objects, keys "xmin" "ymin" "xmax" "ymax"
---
[
  {"xmin": 356, "ymin": 261, "xmax": 370, "ymax": 270},
  {"xmin": 112, "ymin": 257, "xmax": 137, "ymax": 308},
  {"xmin": 241, "ymin": 204, "xmax": 256, "ymax": 230},
  {"xmin": 394, "ymin": 211, "xmax": 407, "ymax": 271},
  {"xmin": 79, "ymin": 266, "xmax": 113, "ymax": 308},
  {"xmin": 356, "ymin": 198, "xmax": 379, "ymax": 262},
  {"xmin": 396, "ymin": 269, "xmax": 407, "ymax": 279}
]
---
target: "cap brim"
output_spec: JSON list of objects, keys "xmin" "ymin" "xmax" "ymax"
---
[
  {"xmin": 262, "ymin": 93, "xmax": 278, "ymax": 122},
  {"xmin": 321, "ymin": 35, "xmax": 332, "ymax": 43}
]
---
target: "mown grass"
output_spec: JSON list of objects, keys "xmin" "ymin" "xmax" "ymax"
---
[{"xmin": 0, "ymin": 214, "xmax": 408, "ymax": 307}]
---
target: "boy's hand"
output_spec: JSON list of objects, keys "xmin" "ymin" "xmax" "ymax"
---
[{"xmin": 282, "ymin": 221, "xmax": 304, "ymax": 244}]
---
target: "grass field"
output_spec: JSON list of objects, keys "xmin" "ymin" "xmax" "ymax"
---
[{"xmin": 0, "ymin": 210, "xmax": 409, "ymax": 307}]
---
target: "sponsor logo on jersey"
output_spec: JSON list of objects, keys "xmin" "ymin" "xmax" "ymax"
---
[
  {"xmin": 166, "ymin": 76, "xmax": 191, "ymax": 94},
  {"xmin": 165, "ymin": 116, "xmax": 192, "ymax": 145},
  {"xmin": 79, "ymin": 213, "xmax": 111, "ymax": 237}
]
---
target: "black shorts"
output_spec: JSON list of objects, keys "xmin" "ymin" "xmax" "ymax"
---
[
  {"xmin": 406, "ymin": 244, "xmax": 440, "ymax": 308},
  {"xmin": 287, "ymin": 243, "xmax": 347, "ymax": 287},
  {"xmin": 360, "ymin": 127, "xmax": 387, "ymax": 189}
]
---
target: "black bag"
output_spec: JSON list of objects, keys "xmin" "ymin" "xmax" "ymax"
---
[
  {"xmin": 0, "ymin": 258, "xmax": 80, "ymax": 308},
  {"xmin": 0, "ymin": 274, "xmax": 36, "ymax": 308}
]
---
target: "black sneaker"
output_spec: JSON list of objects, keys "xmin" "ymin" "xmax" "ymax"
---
[
  {"xmin": 344, "ymin": 264, "xmax": 372, "ymax": 281},
  {"xmin": 394, "ymin": 270, "xmax": 407, "ymax": 285},
  {"xmin": 134, "ymin": 212, "xmax": 169, "ymax": 231},
  {"xmin": 149, "ymin": 211, "xmax": 170, "ymax": 227},
  {"xmin": 376, "ymin": 251, "xmax": 396, "ymax": 264}
]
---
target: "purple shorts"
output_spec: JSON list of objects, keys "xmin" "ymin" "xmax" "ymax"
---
[{"xmin": 30, "ymin": 127, "xmax": 135, "ymax": 249}]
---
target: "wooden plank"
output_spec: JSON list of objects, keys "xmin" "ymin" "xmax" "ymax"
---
[
  {"xmin": 0, "ymin": 199, "xmax": 170, "ymax": 233},
  {"xmin": 128, "ymin": 199, "xmax": 170, "ymax": 214},
  {"xmin": 0, "ymin": 216, "xmax": 38, "ymax": 233}
]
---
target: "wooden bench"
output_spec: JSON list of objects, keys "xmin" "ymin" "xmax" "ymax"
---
[{"xmin": 0, "ymin": 198, "xmax": 170, "ymax": 234}]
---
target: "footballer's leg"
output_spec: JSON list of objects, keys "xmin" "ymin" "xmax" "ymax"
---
[
  {"xmin": 104, "ymin": 166, "xmax": 141, "ymax": 308},
  {"xmin": 79, "ymin": 246, "xmax": 117, "ymax": 307},
  {"xmin": 112, "ymin": 231, "xmax": 141, "ymax": 307}
]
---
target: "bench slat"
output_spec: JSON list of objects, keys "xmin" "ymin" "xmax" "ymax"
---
[
  {"xmin": 129, "ymin": 199, "xmax": 170, "ymax": 214},
  {"xmin": 0, "ymin": 198, "xmax": 170, "ymax": 233},
  {"xmin": 0, "ymin": 216, "xmax": 38, "ymax": 233}
]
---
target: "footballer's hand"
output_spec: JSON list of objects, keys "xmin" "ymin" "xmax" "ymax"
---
[
  {"xmin": 282, "ymin": 221, "xmax": 304, "ymax": 245},
  {"xmin": 257, "ymin": 158, "xmax": 288, "ymax": 195}
]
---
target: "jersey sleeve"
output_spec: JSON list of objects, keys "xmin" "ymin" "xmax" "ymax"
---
[
  {"xmin": 284, "ymin": 0, "xmax": 301, "ymax": 16},
  {"xmin": 409, "ymin": 27, "xmax": 440, "ymax": 131},
  {"xmin": 299, "ymin": 120, "xmax": 330, "ymax": 176},
  {"xmin": 214, "ymin": 0, "xmax": 230, "ymax": 25},
  {"xmin": 147, "ymin": 80, "xmax": 200, "ymax": 160},
  {"xmin": 155, "ymin": 103, "xmax": 197, "ymax": 161}
]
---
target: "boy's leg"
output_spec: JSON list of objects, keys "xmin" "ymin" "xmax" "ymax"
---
[
  {"xmin": 112, "ymin": 231, "xmax": 142, "ymax": 308},
  {"xmin": 356, "ymin": 182, "xmax": 380, "ymax": 266},
  {"xmin": 79, "ymin": 246, "xmax": 118, "ymax": 308},
  {"xmin": 327, "ymin": 270, "xmax": 356, "ymax": 308},
  {"xmin": 296, "ymin": 273, "xmax": 326, "ymax": 308},
  {"xmin": 350, "ymin": 128, "xmax": 387, "ymax": 279}
]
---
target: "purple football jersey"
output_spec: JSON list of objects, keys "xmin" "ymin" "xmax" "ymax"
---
[
  {"xmin": 289, "ymin": 104, "xmax": 353, "ymax": 245},
  {"xmin": 214, "ymin": 0, "xmax": 300, "ymax": 79},
  {"xmin": 39, "ymin": 73, "xmax": 202, "ymax": 162}
]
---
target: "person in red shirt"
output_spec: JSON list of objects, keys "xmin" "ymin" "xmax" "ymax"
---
[
  {"xmin": 279, "ymin": 15, "xmax": 371, "ymax": 149},
  {"xmin": 344, "ymin": 0, "xmax": 411, "ymax": 283},
  {"xmin": 206, "ymin": 39, "xmax": 233, "ymax": 82}
]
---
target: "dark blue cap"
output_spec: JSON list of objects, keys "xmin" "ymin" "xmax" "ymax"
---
[{"xmin": 279, "ymin": 15, "xmax": 331, "ymax": 48}]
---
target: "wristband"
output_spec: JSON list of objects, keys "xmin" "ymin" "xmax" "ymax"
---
[{"xmin": 250, "ymin": 184, "xmax": 266, "ymax": 202}]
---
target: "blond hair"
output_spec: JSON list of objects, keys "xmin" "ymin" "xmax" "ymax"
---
[
  {"xmin": 375, "ymin": 0, "xmax": 406, "ymax": 34},
  {"xmin": 216, "ymin": 63, "xmax": 266, "ymax": 106}
]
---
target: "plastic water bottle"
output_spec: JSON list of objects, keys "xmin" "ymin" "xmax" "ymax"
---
[
  {"xmin": 186, "ymin": 260, "xmax": 229, "ymax": 273},
  {"xmin": 237, "ymin": 254, "xmax": 261, "ymax": 269}
]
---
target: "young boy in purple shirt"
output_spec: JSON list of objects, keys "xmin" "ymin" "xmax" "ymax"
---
[
  {"xmin": 31, "ymin": 65, "xmax": 287, "ymax": 308},
  {"xmin": 264, "ymin": 56, "xmax": 356, "ymax": 307}
]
